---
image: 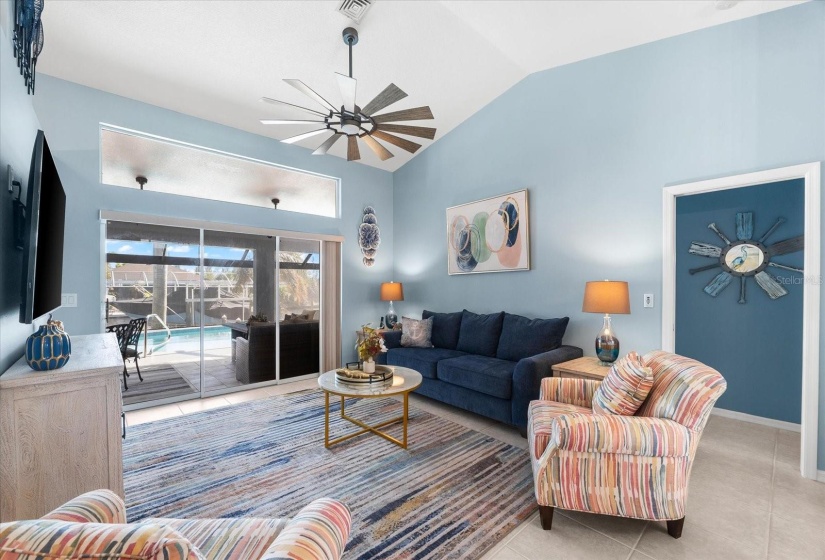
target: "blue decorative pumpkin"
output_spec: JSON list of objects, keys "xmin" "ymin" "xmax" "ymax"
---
[{"xmin": 26, "ymin": 321, "xmax": 71, "ymax": 371}]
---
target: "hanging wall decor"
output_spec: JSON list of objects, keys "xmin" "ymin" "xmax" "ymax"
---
[
  {"xmin": 446, "ymin": 189, "xmax": 530, "ymax": 275},
  {"xmin": 359, "ymin": 206, "xmax": 380, "ymax": 267},
  {"xmin": 12, "ymin": 0, "xmax": 45, "ymax": 94},
  {"xmin": 687, "ymin": 212, "xmax": 804, "ymax": 303}
]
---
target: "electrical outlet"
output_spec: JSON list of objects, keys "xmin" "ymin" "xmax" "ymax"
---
[
  {"xmin": 61, "ymin": 293, "xmax": 78, "ymax": 308},
  {"xmin": 643, "ymin": 294, "xmax": 654, "ymax": 308}
]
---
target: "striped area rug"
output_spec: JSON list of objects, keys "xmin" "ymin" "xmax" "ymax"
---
[{"xmin": 123, "ymin": 390, "xmax": 535, "ymax": 559}]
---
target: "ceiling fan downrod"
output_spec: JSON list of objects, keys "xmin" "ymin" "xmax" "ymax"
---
[{"xmin": 342, "ymin": 27, "xmax": 358, "ymax": 78}]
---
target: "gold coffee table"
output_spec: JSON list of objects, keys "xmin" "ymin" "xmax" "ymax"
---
[{"xmin": 318, "ymin": 366, "xmax": 422, "ymax": 449}]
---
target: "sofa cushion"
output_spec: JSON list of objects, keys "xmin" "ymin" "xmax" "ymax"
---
[
  {"xmin": 146, "ymin": 517, "xmax": 286, "ymax": 560},
  {"xmin": 437, "ymin": 355, "xmax": 516, "ymax": 399},
  {"xmin": 528, "ymin": 400, "xmax": 593, "ymax": 460},
  {"xmin": 386, "ymin": 347, "xmax": 466, "ymax": 379},
  {"xmin": 592, "ymin": 351, "xmax": 654, "ymax": 416},
  {"xmin": 496, "ymin": 314, "xmax": 570, "ymax": 362},
  {"xmin": 400, "ymin": 316, "xmax": 434, "ymax": 348},
  {"xmin": 422, "ymin": 310, "xmax": 463, "ymax": 350},
  {"xmin": 455, "ymin": 310, "xmax": 505, "ymax": 357}
]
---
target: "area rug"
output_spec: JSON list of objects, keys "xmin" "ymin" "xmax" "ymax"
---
[
  {"xmin": 123, "ymin": 390, "xmax": 536, "ymax": 559},
  {"xmin": 122, "ymin": 365, "xmax": 197, "ymax": 406}
]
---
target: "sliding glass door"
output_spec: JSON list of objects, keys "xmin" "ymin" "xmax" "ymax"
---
[
  {"xmin": 106, "ymin": 220, "xmax": 328, "ymax": 409},
  {"xmin": 105, "ymin": 221, "xmax": 203, "ymax": 406}
]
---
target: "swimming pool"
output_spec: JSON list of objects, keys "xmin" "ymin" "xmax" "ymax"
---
[{"xmin": 140, "ymin": 325, "xmax": 231, "ymax": 354}]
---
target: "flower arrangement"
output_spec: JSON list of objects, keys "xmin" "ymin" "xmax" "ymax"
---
[{"xmin": 356, "ymin": 324, "xmax": 387, "ymax": 363}]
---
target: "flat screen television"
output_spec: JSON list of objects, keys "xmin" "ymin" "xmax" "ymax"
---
[{"xmin": 19, "ymin": 130, "xmax": 66, "ymax": 324}]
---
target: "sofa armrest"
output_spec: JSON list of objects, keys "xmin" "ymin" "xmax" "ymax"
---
[
  {"xmin": 41, "ymin": 489, "xmax": 126, "ymax": 524},
  {"xmin": 540, "ymin": 377, "xmax": 601, "ymax": 407},
  {"xmin": 382, "ymin": 330, "xmax": 402, "ymax": 349},
  {"xmin": 551, "ymin": 413, "xmax": 693, "ymax": 458},
  {"xmin": 511, "ymin": 345, "xmax": 583, "ymax": 428},
  {"xmin": 261, "ymin": 498, "xmax": 351, "ymax": 560}
]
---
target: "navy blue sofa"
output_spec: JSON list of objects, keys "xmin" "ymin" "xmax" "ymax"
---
[{"xmin": 376, "ymin": 310, "xmax": 583, "ymax": 435}]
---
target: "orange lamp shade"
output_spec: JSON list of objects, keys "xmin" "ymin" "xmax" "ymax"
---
[
  {"xmin": 380, "ymin": 282, "xmax": 404, "ymax": 302},
  {"xmin": 582, "ymin": 281, "xmax": 630, "ymax": 314}
]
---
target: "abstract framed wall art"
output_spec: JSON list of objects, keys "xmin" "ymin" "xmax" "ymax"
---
[{"xmin": 446, "ymin": 189, "xmax": 530, "ymax": 275}]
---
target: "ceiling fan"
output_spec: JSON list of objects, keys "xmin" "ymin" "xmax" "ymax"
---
[{"xmin": 259, "ymin": 27, "xmax": 436, "ymax": 162}]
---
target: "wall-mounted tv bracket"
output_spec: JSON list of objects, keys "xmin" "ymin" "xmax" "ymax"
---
[{"xmin": 12, "ymin": 175, "xmax": 26, "ymax": 250}]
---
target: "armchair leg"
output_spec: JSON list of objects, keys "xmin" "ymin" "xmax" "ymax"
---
[
  {"xmin": 667, "ymin": 517, "xmax": 685, "ymax": 539},
  {"xmin": 539, "ymin": 506, "xmax": 554, "ymax": 530},
  {"xmin": 518, "ymin": 425, "xmax": 527, "ymax": 438}
]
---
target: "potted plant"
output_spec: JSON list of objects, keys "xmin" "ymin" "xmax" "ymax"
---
[{"xmin": 356, "ymin": 324, "xmax": 387, "ymax": 373}]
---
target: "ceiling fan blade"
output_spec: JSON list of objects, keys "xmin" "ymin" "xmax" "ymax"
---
[
  {"xmin": 736, "ymin": 212, "xmax": 753, "ymax": 241},
  {"xmin": 689, "ymin": 242, "xmax": 722, "ymax": 258},
  {"xmin": 361, "ymin": 83, "xmax": 408, "ymax": 116},
  {"xmin": 767, "ymin": 235, "xmax": 804, "ymax": 257},
  {"xmin": 260, "ymin": 119, "xmax": 327, "ymax": 125},
  {"xmin": 376, "ymin": 123, "xmax": 436, "ymax": 140},
  {"xmin": 373, "ymin": 106, "xmax": 434, "ymax": 124},
  {"xmin": 281, "ymin": 129, "xmax": 330, "ymax": 145},
  {"xmin": 703, "ymin": 271, "xmax": 732, "ymax": 297},
  {"xmin": 335, "ymin": 73, "xmax": 357, "ymax": 113},
  {"xmin": 371, "ymin": 130, "xmax": 422, "ymax": 154},
  {"xmin": 347, "ymin": 136, "xmax": 361, "ymax": 161},
  {"xmin": 284, "ymin": 79, "xmax": 337, "ymax": 112},
  {"xmin": 260, "ymin": 97, "xmax": 328, "ymax": 118},
  {"xmin": 362, "ymin": 135, "xmax": 394, "ymax": 161},
  {"xmin": 755, "ymin": 271, "xmax": 788, "ymax": 300},
  {"xmin": 312, "ymin": 133, "xmax": 343, "ymax": 155}
]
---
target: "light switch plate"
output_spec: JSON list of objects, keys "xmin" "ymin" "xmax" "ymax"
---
[
  {"xmin": 61, "ymin": 293, "xmax": 78, "ymax": 308},
  {"xmin": 643, "ymin": 293, "xmax": 654, "ymax": 308}
]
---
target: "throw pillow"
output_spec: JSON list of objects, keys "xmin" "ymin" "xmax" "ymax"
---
[
  {"xmin": 455, "ymin": 310, "xmax": 505, "ymax": 357},
  {"xmin": 496, "ymin": 313, "xmax": 570, "ymax": 362},
  {"xmin": 592, "ymin": 352, "xmax": 655, "ymax": 416},
  {"xmin": 400, "ymin": 316, "xmax": 434, "ymax": 348},
  {"xmin": 422, "ymin": 310, "xmax": 463, "ymax": 349}
]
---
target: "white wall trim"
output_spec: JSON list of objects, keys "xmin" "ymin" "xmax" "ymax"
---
[
  {"xmin": 818, "ymin": 470, "xmax": 825, "ymax": 484},
  {"xmin": 663, "ymin": 162, "xmax": 821, "ymax": 480},
  {"xmin": 711, "ymin": 407, "xmax": 801, "ymax": 433}
]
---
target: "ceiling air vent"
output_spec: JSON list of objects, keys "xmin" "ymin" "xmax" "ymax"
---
[{"xmin": 338, "ymin": 0, "xmax": 373, "ymax": 23}]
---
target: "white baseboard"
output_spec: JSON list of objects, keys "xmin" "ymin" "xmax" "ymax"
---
[
  {"xmin": 711, "ymin": 408, "xmax": 801, "ymax": 433},
  {"xmin": 818, "ymin": 470, "xmax": 825, "ymax": 483}
]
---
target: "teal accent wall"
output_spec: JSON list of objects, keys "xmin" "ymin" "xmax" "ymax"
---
[
  {"xmin": 391, "ymin": 3, "xmax": 825, "ymax": 467},
  {"xmin": 676, "ymin": 180, "xmax": 804, "ymax": 424},
  {"xmin": 0, "ymin": 21, "xmax": 40, "ymax": 372},
  {"xmin": 25, "ymin": 75, "xmax": 393, "ymax": 365}
]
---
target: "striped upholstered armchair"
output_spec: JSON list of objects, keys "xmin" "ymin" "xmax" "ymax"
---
[
  {"xmin": 528, "ymin": 351, "xmax": 726, "ymax": 538},
  {"xmin": 0, "ymin": 489, "xmax": 351, "ymax": 560}
]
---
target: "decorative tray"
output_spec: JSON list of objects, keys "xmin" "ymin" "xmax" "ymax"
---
[{"xmin": 335, "ymin": 364, "xmax": 394, "ymax": 385}]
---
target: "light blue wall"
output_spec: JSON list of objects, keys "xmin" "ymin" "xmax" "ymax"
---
[
  {"xmin": 28, "ymin": 75, "xmax": 394, "ymax": 364},
  {"xmin": 0, "ymin": 20, "xmax": 40, "ymax": 372},
  {"xmin": 392, "ymin": 3, "xmax": 825, "ymax": 467},
  {"xmin": 676, "ymin": 180, "xmax": 804, "ymax": 424}
]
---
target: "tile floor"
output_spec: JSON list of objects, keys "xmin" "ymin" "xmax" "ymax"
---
[{"xmin": 125, "ymin": 382, "xmax": 825, "ymax": 560}]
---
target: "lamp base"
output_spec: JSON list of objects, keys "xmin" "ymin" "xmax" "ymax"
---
[
  {"xmin": 385, "ymin": 300, "xmax": 398, "ymax": 329},
  {"xmin": 595, "ymin": 314, "xmax": 619, "ymax": 365}
]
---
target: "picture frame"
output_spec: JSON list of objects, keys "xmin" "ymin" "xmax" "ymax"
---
[{"xmin": 446, "ymin": 189, "xmax": 530, "ymax": 275}]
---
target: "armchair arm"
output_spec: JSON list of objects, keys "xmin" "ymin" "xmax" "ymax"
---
[
  {"xmin": 551, "ymin": 414, "xmax": 693, "ymax": 458},
  {"xmin": 540, "ymin": 377, "xmax": 601, "ymax": 407},
  {"xmin": 511, "ymin": 345, "xmax": 583, "ymax": 428},
  {"xmin": 261, "ymin": 498, "xmax": 351, "ymax": 560},
  {"xmin": 40, "ymin": 489, "xmax": 126, "ymax": 523}
]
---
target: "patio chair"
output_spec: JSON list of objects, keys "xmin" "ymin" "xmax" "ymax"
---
[{"xmin": 106, "ymin": 318, "xmax": 146, "ymax": 391}]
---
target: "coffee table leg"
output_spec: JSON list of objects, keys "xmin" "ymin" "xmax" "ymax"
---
[
  {"xmin": 340, "ymin": 395, "xmax": 345, "ymax": 418},
  {"xmin": 324, "ymin": 391, "xmax": 330, "ymax": 448},
  {"xmin": 402, "ymin": 392, "xmax": 409, "ymax": 449}
]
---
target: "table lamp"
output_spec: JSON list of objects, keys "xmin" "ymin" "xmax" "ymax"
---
[
  {"xmin": 582, "ymin": 280, "xmax": 630, "ymax": 365},
  {"xmin": 380, "ymin": 281, "xmax": 404, "ymax": 329}
]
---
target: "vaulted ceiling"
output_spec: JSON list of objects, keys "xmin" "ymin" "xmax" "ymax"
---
[{"xmin": 35, "ymin": 0, "xmax": 802, "ymax": 172}]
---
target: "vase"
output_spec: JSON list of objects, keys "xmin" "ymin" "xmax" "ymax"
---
[
  {"xmin": 26, "ymin": 320, "xmax": 71, "ymax": 371},
  {"xmin": 363, "ymin": 358, "xmax": 376, "ymax": 373}
]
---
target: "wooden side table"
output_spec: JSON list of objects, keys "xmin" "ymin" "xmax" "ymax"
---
[{"xmin": 552, "ymin": 357, "xmax": 611, "ymax": 381}]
